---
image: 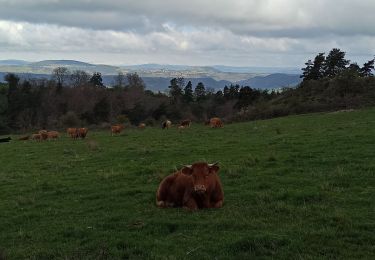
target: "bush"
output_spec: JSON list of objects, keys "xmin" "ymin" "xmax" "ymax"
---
[
  {"xmin": 60, "ymin": 111, "xmax": 80, "ymax": 127},
  {"xmin": 116, "ymin": 114, "xmax": 128, "ymax": 124},
  {"xmin": 144, "ymin": 117, "xmax": 156, "ymax": 126}
]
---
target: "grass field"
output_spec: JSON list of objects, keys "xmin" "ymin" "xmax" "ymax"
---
[{"xmin": 1, "ymin": 109, "xmax": 375, "ymax": 259}]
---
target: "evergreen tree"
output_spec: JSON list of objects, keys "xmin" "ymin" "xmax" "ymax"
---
[
  {"xmin": 90, "ymin": 72, "xmax": 105, "ymax": 87},
  {"xmin": 301, "ymin": 60, "xmax": 313, "ymax": 80},
  {"xmin": 360, "ymin": 58, "xmax": 374, "ymax": 77},
  {"xmin": 301, "ymin": 53, "xmax": 325, "ymax": 80},
  {"xmin": 214, "ymin": 90, "xmax": 224, "ymax": 103},
  {"xmin": 235, "ymin": 86, "xmax": 260, "ymax": 109},
  {"xmin": 194, "ymin": 82, "xmax": 206, "ymax": 101},
  {"xmin": 4, "ymin": 73, "xmax": 20, "ymax": 96},
  {"xmin": 311, "ymin": 53, "xmax": 326, "ymax": 80},
  {"xmin": 228, "ymin": 84, "xmax": 240, "ymax": 99},
  {"xmin": 347, "ymin": 63, "xmax": 361, "ymax": 75},
  {"xmin": 183, "ymin": 81, "xmax": 194, "ymax": 103},
  {"xmin": 323, "ymin": 48, "xmax": 349, "ymax": 78},
  {"xmin": 168, "ymin": 78, "xmax": 183, "ymax": 102}
]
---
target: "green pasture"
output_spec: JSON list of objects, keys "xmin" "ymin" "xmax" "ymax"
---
[{"xmin": 0, "ymin": 109, "xmax": 374, "ymax": 259}]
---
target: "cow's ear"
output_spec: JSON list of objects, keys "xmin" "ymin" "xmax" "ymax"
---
[
  {"xmin": 209, "ymin": 163, "xmax": 220, "ymax": 174},
  {"xmin": 181, "ymin": 165, "xmax": 193, "ymax": 175}
]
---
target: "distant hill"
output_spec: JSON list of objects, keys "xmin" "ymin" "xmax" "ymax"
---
[
  {"xmin": 0, "ymin": 59, "xmax": 301, "ymax": 90},
  {"xmin": 0, "ymin": 60, "xmax": 31, "ymax": 66},
  {"xmin": 30, "ymin": 60, "xmax": 95, "ymax": 67},
  {"xmin": 213, "ymin": 65, "xmax": 301, "ymax": 74},
  {"xmin": 238, "ymin": 73, "xmax": 301, "ymax": 89},
  {"xmin": 0, "ymin": 59, "xmax": 120, "ymax": 75}
]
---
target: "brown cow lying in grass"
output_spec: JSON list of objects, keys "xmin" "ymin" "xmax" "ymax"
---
[
  {"xmin": 156, "ymin": 162, "xmax": 224, "ymax": 210},
  {"xmin": 31, "ymin": 133, "xmax": 42, "ymax": 141},
  {"xmin": 111, "ymin": 125, "xmax": 124, "ymax": 136},
  {"xmin": 39, "ymin": 130, "xmax": 49, "ymax": 140}
]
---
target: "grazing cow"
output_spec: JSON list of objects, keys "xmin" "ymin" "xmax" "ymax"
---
[
  {"xmin": 67, "ymin": 128, "xmax": 78, "ymax": 139},
  {"xmin": 138, "ymin": 123, "xmax": 146, "ymax": 129},
  {"xmin": 77, "ymin": 128, "xmax": 88, "ymax": 139},
  {"xmin": 209, "ymin": 117, "xmax": 223, "ymax": 128},
  {"xmin": 180, "ymin": 119, "xmax": 191, "ymax": 128},
  {"xmin": 156, "ymin": 162, "xmax": 224, "ymax": 210},
  {"xmin": 0, "ymin": 137, "xmax": 11, "ymax": 143},
  {"xmin": 47, "ymin": 131, "xmax": 59, "ymax": 140},
  {"xmin": 31, "ymin": 134, "xmax": 42, "ymax": 141},
  {"xmin": 39, "ymin": 130, "xmax": 49, "ymax": 140},
  {"xmin": 18, "ymin": 135, "xmax": 30, "ymax": 141},
  {"xmin": 162, "ymin": 120, "xmax": 172, "ymax": 129},
  {"xmin": 111, "ymin": 125, "xmax": 124, "ymax": 136}
]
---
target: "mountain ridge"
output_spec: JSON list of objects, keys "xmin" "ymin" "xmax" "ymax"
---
[{"xmin": 0, "ymin": 59, "xmax": 302, "ymax": 90}]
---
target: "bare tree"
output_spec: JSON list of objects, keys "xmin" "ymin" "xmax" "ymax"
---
[
  {"xmin": 52, "ymin": 67, "xmax": 70, "ymax": 87},
  {"xmin": 126, "ymin": 72, "xmax": 145, "ymax": 90},
  {"xmin": 70, "ymin": 70, "xmax": 90, "ymax": 87}
]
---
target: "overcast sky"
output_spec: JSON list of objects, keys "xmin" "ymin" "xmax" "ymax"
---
[{"xmin": 0, "ymin": 0, "xmax": 374, "ymax": 67}]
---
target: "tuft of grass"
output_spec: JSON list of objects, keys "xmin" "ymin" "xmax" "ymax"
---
[{"xmin": 86, "ymin": 139, "xmax": 100, "ymax": 152}]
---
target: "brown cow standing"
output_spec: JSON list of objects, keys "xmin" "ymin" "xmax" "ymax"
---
[
  {"xmin": 67, "ymin": 128, "xmax": 78, "ymax": 139},
  {"xmin": 180, "ymin": 119, "xmax": 191, "ymax": 128},
  {"xmin": 77, "ymin": 128, "xmax": 88, "ymax": 139},
  {"xmin": 156, "ymin": 162, "xmax": 224, "ymax": 210},
  {"xmin": 111, "ymin": 125, "xmax": 124, "ymax": 136},
  {"xmin": 138, "ymin": 123, "xmax": 146, "ymax": 129},
  {"xmin": 47, "ymin": 131, "xmax": 59, "ymax": 140},
  {"xmin": 209, "ymin": 117, "xmax": 223, "ymax": 128}
]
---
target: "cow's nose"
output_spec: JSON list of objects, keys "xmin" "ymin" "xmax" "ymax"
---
[{"xmin": 194, "ymin": 185, "xmax": 206, "ymax": 193}]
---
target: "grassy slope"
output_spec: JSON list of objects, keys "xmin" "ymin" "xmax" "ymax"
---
[{"xmin": 0, "ymin": 109, "xmax": 374, "ymax": 259}]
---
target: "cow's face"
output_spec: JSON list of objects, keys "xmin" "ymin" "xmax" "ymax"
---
[{"xmin": 182, "ymin": 162, "xmax": 219, "ymax": 194}]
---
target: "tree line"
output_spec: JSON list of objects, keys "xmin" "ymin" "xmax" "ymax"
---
[
  {"xmin": 301, "ymin": 48, "xmax": 374, "ymax": 80},
  {"xmin": 0, "ymin": 68, "xmax": 274, "ymax": 133},
  {"xmin": 0, "ymin": 48, "xmax": 374, "ymax": 134}
]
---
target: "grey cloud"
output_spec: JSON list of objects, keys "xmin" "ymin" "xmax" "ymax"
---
[
  {"xmin": 0, "ymin": 0, "xmax": 375, "ymax": 37},
  {"xmin": 0, "ymin": 0, "xmax": 374, "ymax": 66}
]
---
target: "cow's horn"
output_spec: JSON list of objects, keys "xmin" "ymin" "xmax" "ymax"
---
[
  {"xmin": 208, "ymin": 162, "xmax": 219, "ymax": 167},
  {"xmin": 183, "ymin": 164, "xmax": 193, "ymax": 169}
]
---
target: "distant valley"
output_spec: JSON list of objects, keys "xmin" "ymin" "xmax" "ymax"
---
[{"xmin": 0, "ymin": 59, "xmax": 302, "ymax": 91}]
